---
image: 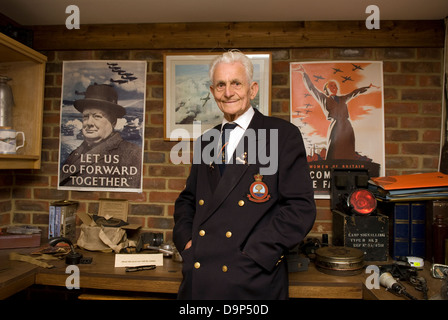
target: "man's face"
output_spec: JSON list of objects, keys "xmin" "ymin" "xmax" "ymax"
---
[
  {"xmin": 81, "ymin": 107, "xmax": 114, "ymax": 144},
  {"xmin": 210, "ymin": 62, "xmax": 258, "ymax": 122}
]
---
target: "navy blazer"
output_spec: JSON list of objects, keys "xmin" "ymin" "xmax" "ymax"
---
[{"xmin": 173, "ymin": 108, "xmax": 316, "ymax": 299}]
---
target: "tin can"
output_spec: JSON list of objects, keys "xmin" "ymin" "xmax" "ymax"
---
[
  {"xmin": 0, "ymin": 76, "xmax": 14, "ymax": 128},
  {"xmin": 315, "ymin": 246, "xmax": 364, "ymax": 276}
]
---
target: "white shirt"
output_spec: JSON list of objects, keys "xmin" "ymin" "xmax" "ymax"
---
[{"xmin": 221, "ymin": 107, "xmax": 255, "ymax": 163}]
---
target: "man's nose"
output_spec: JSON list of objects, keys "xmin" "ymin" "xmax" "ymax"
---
[
  {"xmin": 84, "ymin": 115, "xmax": 94, "ymax": 125},
  {"xmin": 223, "ymin": 84, "xmax": 235, "ymax": 97}
]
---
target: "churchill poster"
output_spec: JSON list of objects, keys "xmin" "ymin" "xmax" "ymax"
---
[
  {"xmin": 58, "ymin": 61, "xmax": 146, "ymax": 192},
  {"xmin": 290, "ymin": 61, "xmax": 385, "ymax": 198}
]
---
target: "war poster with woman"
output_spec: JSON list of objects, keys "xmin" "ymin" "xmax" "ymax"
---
[{"xmin": 290, "ymin": 61, "xmax": 385, "ymax": 198}]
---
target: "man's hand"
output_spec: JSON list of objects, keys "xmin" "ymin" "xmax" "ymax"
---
[{"xmin": 184, "ymin": 240, "xmax": 192, "ymax": 250}]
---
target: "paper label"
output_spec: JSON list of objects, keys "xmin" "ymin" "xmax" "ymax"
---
[{"xmin": 114, "ymin": 253, "xmax": 163, "ymax": 267}]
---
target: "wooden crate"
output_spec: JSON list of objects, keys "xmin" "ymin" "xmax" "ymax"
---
[{"xmin": 332, "ymin": 210, "xmax": 389, "ymax": 261}]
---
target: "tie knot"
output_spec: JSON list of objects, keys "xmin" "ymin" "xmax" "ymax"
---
[{"xmin": 223, "ymin": 122, "xmax": 237, "ymax": 131}]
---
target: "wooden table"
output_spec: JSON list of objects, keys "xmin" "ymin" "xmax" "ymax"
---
[
  {"xmin": 0, "ymin": 250, "xmax": 37, "ymax": 299},
  {"xmin": 1, "ymin": 248, "xmax": 445, "ymax": 300}
]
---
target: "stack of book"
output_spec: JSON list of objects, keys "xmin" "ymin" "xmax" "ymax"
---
[
  {"xmin": 369, "ymin": 172, "xmax": 448, "ymax": 259},
  {"xmin": 368, "ymin": 172, "xmax": 448, "ymax": 202}
]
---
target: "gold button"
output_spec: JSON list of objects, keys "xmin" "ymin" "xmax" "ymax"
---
[
  {"xmin": 276, "ymin": 255, "xmax": 284, "ymax": 266},
  {"xmin": 199, "ymin": 199, "xmax": 204, "ymax": 205},
  {"xmin": 199, "ymin": 230, "xmax": 205, "ymax": 237},
  {"xmin": 238, "ymin": 200, "xmax": 245, "ymax": 207},
  {"xmin": 225, "ymin": 231, "xmax": 232, "ymax": 238},
  {"xmin": 194, "ymin": 262, "xmax": 201, "ymax": 269},
  {"xmin": 222, "ymin": 265, "xmax": 228, "ymax": 272}
]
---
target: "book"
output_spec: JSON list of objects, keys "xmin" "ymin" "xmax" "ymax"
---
[
  {"xmin": 393, "ymin": 203, "xmax": 410, "ymax": 258},
  {"xmin": 391, "ymin": 202, "xmax": 426, "ymax": 259},
  {"xmin": 368, "ymin": 172, "xmax": 448, "ymax": 201}
]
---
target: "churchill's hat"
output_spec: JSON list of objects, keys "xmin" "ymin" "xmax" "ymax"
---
[{"xmin": 74, "ymin": 83, "xmax": 125, "ymax": 118}]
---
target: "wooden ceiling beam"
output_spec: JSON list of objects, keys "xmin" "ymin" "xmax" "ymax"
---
[{"xmin": 32, "ymin": 20, "xmax": 444, "ymax": 51}]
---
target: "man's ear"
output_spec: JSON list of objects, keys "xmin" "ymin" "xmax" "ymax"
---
[{"xmin": 250, "ymin": 82, "xmax": 259, "ymax": 100}]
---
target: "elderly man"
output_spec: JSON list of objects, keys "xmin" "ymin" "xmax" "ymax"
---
[
  {"xmin": 59, "ymin": 83, "xmax": 141, "ymax": 189},
  {"xmin": 173, "ymin": 51, "xmax": 316, "ymax": 300}
]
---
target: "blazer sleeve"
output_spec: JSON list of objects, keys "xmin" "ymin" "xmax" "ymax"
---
[
  {"xmin": 243, "ymin": 123, "xmax": 316, "ymax": 272},
  {"xmin": 172, "ymin": 136, "xmax": 204, "ymax": 253}
]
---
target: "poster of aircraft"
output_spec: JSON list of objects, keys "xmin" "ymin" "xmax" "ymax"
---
[{"xmin": 290, "ymin": 61, "xmax": 385, "ymax": 198}]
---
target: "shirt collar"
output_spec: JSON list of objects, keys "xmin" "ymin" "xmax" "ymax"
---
[{"xmin": 221, "ymin": 107, "xmax": 254, "ymax": 131}]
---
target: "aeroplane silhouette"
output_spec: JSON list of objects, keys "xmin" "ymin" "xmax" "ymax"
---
[
  {"xmin": 304, "ymin": 103, "xmax": 312, "ymax": 108},
  {"xmin": 200, "ymin": 93, "xmax": 211, "ymax": 107},
  {"xmin": 341, "ymin": 75, "xmax": 353, "ymax": 83},
  {"xmin": 110, "ymin": 78, "xmax": 128, "ymax": 84},
  {"xmin": 332, "ymin": 68, "xmax": 343, "ymax": 74},
  {"xmin": 175, "ymin": 101, "xmax": 186, "ymax": 112},
  {"xmin": 352, "ymin": 64, "xmax": 363, "ymax": 71},
  {"xmin": 313, "ymin": 75, "xmax": 325, "ymax": 82},
  {"xmin": 122, "ymin": 75, "xmax": 137, "ymax": 81}
]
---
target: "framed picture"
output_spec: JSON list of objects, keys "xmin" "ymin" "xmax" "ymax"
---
[
  {"xmin": 58, "ymin": 60, "xmax": 147, "ymax": 193},
  {"xmin": 164, "ymin": 52, "xmax": 271, "ymax": 140},
  {"xmin": 290, "ymin": 61, "xmax": 385, "ymax": 199}
]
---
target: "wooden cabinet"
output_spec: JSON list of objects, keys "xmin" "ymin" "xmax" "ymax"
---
[{"xmin": 0, "ymin": 33, "xmax": 47, "ymax": 169}]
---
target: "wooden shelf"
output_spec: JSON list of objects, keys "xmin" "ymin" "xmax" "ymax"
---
[{"xmin": 0, "ymin": 33, "xmax": 47, "ymax": 170}]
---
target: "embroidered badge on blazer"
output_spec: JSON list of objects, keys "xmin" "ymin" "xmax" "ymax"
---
[{"xmin": 247, "ymin": 173, "xmax": 271, "ymax": 203}]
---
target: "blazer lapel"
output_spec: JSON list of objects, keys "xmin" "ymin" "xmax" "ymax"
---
[{"xmin": 198, "ymin": 108, "xmax": 265, "ymax": 225}]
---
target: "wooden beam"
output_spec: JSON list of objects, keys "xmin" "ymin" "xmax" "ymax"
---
[{"xmin": 32, "ymin": 20, "xmax": 444, "ymax": 51}]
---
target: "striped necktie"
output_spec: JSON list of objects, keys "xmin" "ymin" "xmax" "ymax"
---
[{"xmin": 219, "ymin": 122, "xmax": 237, "ymax": 174}]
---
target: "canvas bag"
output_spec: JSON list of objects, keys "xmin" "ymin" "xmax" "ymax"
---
[{"xmin": 77, "ymin": 224, "xmax": 129, "ymax": 253}]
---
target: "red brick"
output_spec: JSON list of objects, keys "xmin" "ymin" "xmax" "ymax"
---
[
  {"xmin": 149, "ymin": 191, "xmax": 180, "ymax": 203},
  {"xmin": 401, "ymin": 61, "xmax": 441, "ymax": 73},
  {"xmin": 401, "ymin": 88, "xmax": 442, "ymax": 101},
  {"xmin": 423, "ymin": 130, "xmax": 442, "ymax": 142},
  {"xmin": 385, "ymin": 130, "xmax": 418, "ymax": 141},
  {"xmin": 401, "ymin": 142, "xmax": 440, "ymax": 155},
  {"xmin": 422, "ymin": 102, "xmax": 442, "ymax": 114},
  {"xmin": 384, "ymin": 74, "xmax": 416, "ymax": 86},
  {"xmin": 148, "ymin": 165, "xmax": 186, "ymax": 177},
  {"xmin": 401, "ymin": 116, "xmax": 441, "ymax": 129},
  {"xmin": 146, "ymin": 217, "xmax": 174, "ymax": 229},
  {"xmin": 386, "ymin": 156, "xmax": 419, "ymax": 169},
  {"xmin": 384, "ymin": 102, "xmax": 418, "ymax": 114}
]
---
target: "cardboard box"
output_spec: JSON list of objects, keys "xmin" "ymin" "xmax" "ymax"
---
[
  {"xmin": 332, "ymin": 210, "xmax": 389, "ymax": 261},
  {"xmin": 78, "ymin": 199, "xmax": 141, "ymax": 230},
  {"xmin": 0, "ymin": 233, "xmax": 41, "ymax": 249}
]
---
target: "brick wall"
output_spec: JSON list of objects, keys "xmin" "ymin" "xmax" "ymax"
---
[{"xmin": 1, "ymin": 46, "xmax": 443, "ymax": 245}]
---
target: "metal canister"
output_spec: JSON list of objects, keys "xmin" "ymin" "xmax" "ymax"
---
[
  {"xmin": 315, "ymin": 246, "xmax": 364, "ymax": 276},
  {"xmin": 0, "ymin": 76, "xmax": 14, "ymax": 128}
]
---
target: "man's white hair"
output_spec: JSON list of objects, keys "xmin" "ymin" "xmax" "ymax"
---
[{"xmin": 209, "ymin": 50, "xmax": 254, "ymax": 84}]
